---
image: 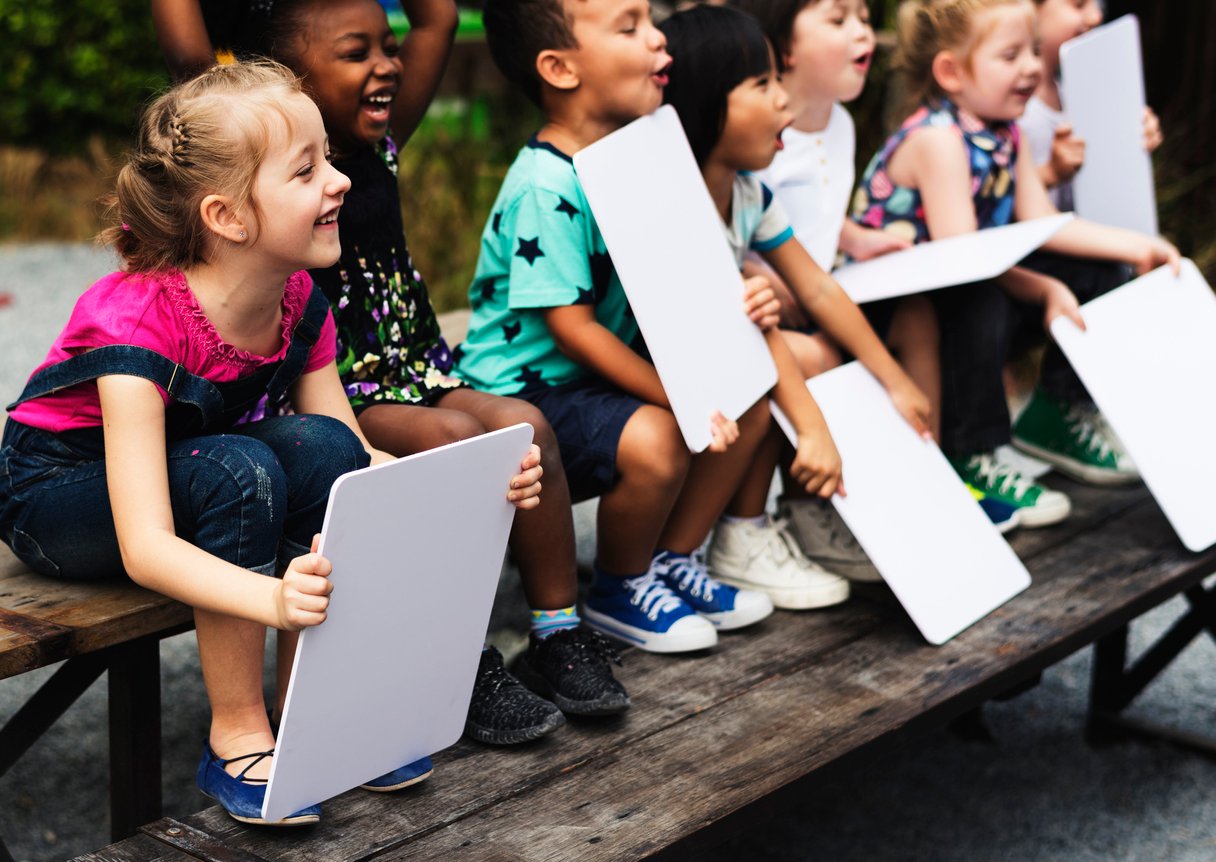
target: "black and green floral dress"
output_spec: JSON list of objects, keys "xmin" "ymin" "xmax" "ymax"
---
[{"xmin": 309, "ymin": 137, "xmax": 466, "ymax": 411}]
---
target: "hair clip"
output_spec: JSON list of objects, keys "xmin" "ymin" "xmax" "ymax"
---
[{"xmin": 121, "ymin": 223, "xmax": 131, "ymax": 232}]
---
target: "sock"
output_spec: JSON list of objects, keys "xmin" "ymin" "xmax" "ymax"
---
[
  {"xmin": 721, "ymin": 513, "xmax": 767, "ymax": 528},
  {"xmin": 530, "ymin": 605, "xmax": 580, "ymax": 639}
]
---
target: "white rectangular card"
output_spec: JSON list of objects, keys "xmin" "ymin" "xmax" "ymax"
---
[
  {"xmin": 1051, "ymin": 260, "xmax": 1216, "ymax": 552},
  {"xmin": 1060, "ymin": 15, "xmax": 1157, "ymax": 236},
  {"xmin": 574, "ymin": 105, "xmax": 778, "ymax": 452},
  {"xmin": 261, "ymin": 424, "xmax": 533, "ymax": 822},
  {"xmin": 831, "ymin": 214, "xmax": 1073, "ymax": 304},
  {"xmin": 772, "ymin": 363, "xmax": 1030, "ymax": 644}
]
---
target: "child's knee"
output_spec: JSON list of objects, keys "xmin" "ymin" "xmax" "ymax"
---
[
  {"xmin": 737, "ymin": 398, "xmax": 771, "ymax": 438},
  {"xmin": 424, "ymin": 410, "xmax": 489, "ymax": 447},
  {"xmin": 289, "ymin": 414, "xmax": 369, "ymax": 473},
  {"xmin": 618, "ymin": 410, "xmax": 689, "ymax": 487}
]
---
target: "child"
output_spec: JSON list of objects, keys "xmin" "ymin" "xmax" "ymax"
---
[
  {"xmin": 852, "ymin": 0, "xmax": 1179, "ymax": 524},
  {"xmin": 660, "ymin": 5, "xmax": 941, "ymax": 587},
  {"xmin": 1023, "ymin": 0, "xmax": 1163, "ymax": 212},
  {"xmin": 0, "ymin": 62, "xmax": 542, "ymax": 825},
  {"xmin": 256, "ymin": 0, "xmax": 631, "ymax": 746},
  {"xmin": 459, "ymin": 0, "xmax": 850, "ymax": 636}
]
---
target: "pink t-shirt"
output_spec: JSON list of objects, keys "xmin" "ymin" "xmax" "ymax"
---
[{"xmin": 10, "ymin": 269, "xmax": 337, "ymax": 433}]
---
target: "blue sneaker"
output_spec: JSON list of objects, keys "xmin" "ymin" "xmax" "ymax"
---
[
  {"xmin": 583, "ymin": 568, "xmax": 718, "ymax": 653},
  {"xmin": 196, "ymin": 743, "xmax": 320, "ymax": 826},
  {"xmin": 360, "ymin": 755, "xmax": 433, "ymax": 792},
  {"xmin": 651, "ymin": 550, "xmax": 774, "ymax": 630},
  {"xmin": 966, "ymin": 483, "xmax": 1021, "ymax": 534}
]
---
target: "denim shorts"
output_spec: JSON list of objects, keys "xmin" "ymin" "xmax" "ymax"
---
[{"xmin": 516, "ymin": 378, "xmax": 644, "ymax": 501}]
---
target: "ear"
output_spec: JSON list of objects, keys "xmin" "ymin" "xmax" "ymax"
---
[
  {"xmin": 932, "ymin": 49, "xmax": 965, "ymax": 96},
  {"xmin": 199, "ymin": 194, "xmax": 248, "ymax": 244},
  {"xmin": 536, "ymin": 47, "xmax": 580, "ymax": 93}
]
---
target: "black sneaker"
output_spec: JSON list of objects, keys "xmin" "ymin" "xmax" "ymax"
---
[
  {"xmin": 465, "ymin": 646, "xmax": 565, "ymax": 745},
  {"xmin": 515, "ymin": 627, "xmax": 631, "ymax": 716}
]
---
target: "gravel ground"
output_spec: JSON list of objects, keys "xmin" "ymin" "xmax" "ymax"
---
[{"xmin": 1, "ymin": 243, "xmax": 1213, "ymax": 862}]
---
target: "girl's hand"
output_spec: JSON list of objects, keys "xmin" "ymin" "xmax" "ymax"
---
[
  {"xmin": 1130, "ymin": 235, "xmax": 1181, "ymax": 277},
  {"xmin": 848, "ymin": 226, "xmax": 912, "ymax": 262},
  {"xmin": 1047, "ymin": 123, "xmax": 1086, "ymax": 186},
  {"xmin": 887, "ymin": 376, "xmax": 933, "ymax": 440},
  {"xmin": 1043, "ymin": 279, "xmax": 1085, "ymax": 333},
  {"xmin": 1143, "ymin": 106, "xmax": 1164, "ymax": 153},
  {"xmin": 276, "ymin": 535, "xmax": 334, "ymax": 631},
  {"xmin": 791, "ymin": 423, "xmax": 844, "ymax": 499},
  {"xmin": 742, "ymin": 275, "xmax": 781, "ymax": 331},
  {"xmin": 508, "ymin": 444, "xmax": 543, "ymax": 509},
  {"xmin": 707, "ymin": 411, "xmax": 740, "ymax": 453}
]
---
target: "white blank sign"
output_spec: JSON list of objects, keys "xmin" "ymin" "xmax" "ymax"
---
[
  {"xmin": 1052, "ymin": 261, "xmax": 1216, "ymax": 551},
  {"xmin": 1060, "ymin": 15, "xmax": 1157, "ymax": 236},
  {"xmin": 773, "ymin": 363, "xmax": 1031, "ymax": 644},
  {"xmin": 261, "ymin": 424, "xmax": 533, "ymax": 822},
  {"xmin": 832, "ymin": 215, "xmax": 1073, "ymax": 304},
  {"xmin": 574, "ymin": 105, "xmax": 778, "ymax": 452}
]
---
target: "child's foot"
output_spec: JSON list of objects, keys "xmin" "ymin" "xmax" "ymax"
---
[
  {"xmin": 951, "ymin": 452, "xmax": 1071, "ymax": 527},
  {"xmin": 464, "ymin": 646, "xmax": 566, "ymax": 745},
  {"xmin": 360, "ymin": 756, "xmax": 433, "ymax": 792},
  {"xmin": 583, "ymin": 568, "xmax": 719, "ymax": 653},
  {"xmin": 649, "ymin": 549, "xmax": 773, "ymax": 629},
  {"xmin": 196, "ymin": 744, "xmax": 321, "ymax": 826},
  {"xmin": 514, "ymin": 627, "xmax": 631, "ymax": 715},
  {"xmin": 777, "ymin": 498, "xmax": 882, "ymax": 582},
  {"xmin": 966, "ymin": 483, "xmax": 1021, "ymax": 533},
  {"xmin": 706, "ymin": 516, "xmax": 850, "ymax": 610},
  {"xmin": 1012, "ymin": 389, "xmax": 1139, "ymax": 485}
]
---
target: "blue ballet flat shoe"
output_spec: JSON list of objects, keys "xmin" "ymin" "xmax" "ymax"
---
[
  {"xmin": 196, "ymin": 743, "xmax": 321, "ymax": 826},
  {"xmin": 359, "ymin": 755, "xmax": 434, "ymax": 792}
]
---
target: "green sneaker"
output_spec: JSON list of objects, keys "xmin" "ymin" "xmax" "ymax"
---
[
  {"xmin": 951, "ymin": 452, "xmax": 1071, "ymax": 528},
  {"xmin": 1012, "ymin": 389, "xmax": 1139, "ymax": 486}
]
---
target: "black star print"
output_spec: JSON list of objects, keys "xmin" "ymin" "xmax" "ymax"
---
[
  {"xmin": 452, "ymin": 344, "xmax": 465, "ymax": 364},
  {"xmin": 502, "ymin": 320, "xmax": 522, "ymax": 343},
  {"xmin": 515, "ymin": 237, "xmax": 544, "ymax": 266},
  {"xmin": 492, "ymin": 212, "xmax": 502, "ymax": 235},
  {"xmin": 555, "ymin": 196, "xmax": 581, "ymax": 221},
  {"xmin": 589, "ymin": 251, "xmax": 612, "ymax": 302},
  {"xmin": 574, "ymin": 287, "xmax": 594, "ymax": 305},
  {"xmin": 480, "ymin": 282, "xmax": 496, "ymax": 301},
  {"xmin": 515, "ymin": 365, "xmax": 545, "ymax": 388}
]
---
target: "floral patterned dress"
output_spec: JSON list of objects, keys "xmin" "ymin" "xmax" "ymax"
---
[{"xmin": 310, "ymin": 137, "xmax": 466, "ymax": 411}]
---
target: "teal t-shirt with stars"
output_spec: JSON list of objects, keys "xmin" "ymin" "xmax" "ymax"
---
[{"xmin": 454, "ymin": 138, "xmax": 638, "ymax": 395}]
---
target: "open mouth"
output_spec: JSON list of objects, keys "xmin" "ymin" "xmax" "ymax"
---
[
  {"xmin": 361, "ymin": 92, "xmax": 394, "ymax": 123},
  {"xmin": 315, "ymin": 208, "xmax": 340, "ymax": 228},
  {"xmin": 853, "ymin": 52, "xmax": 872, "ymax": 72},
  {"xmin": 1013, "ymin": 84, "xmax": 1036, "ymax": 100},
  {"xmin": 652, "ymin": 59, "xmax": 673, "ymax": 87}
]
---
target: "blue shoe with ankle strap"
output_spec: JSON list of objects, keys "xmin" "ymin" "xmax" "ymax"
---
[
  {"xmin": 360, "ymin": 755, "xmax": 434, "ymax": 791},
  {"xmin": 196, "ymin": 743, "xmax": 321, "ymax": 826}
]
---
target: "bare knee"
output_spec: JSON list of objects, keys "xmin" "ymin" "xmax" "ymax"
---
[
  {"xmin": 617, "ymin": 408, "xmax": 689, "ymax": 489},
  {"xmin": 783, "ymin": 330, "xmax": 842, "ymax": 378},
  {"xmin": 735, "ymin": 397, "xmax": 771, "ymax": 439},
  {"xmin": 889, "ymin": 296, "xmax": 939, "ymax": 352}
]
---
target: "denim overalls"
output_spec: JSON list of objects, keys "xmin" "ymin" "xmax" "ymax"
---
[{"xmin": 0, "ymin": 285, "xmax": 369, "ymax": 579}]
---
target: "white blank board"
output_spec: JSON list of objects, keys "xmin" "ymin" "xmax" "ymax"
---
[
  {"xmin": 574, "ymin": 105, "xmax": 778, "ymax": 452},
  {"xmin": 832, "ymin": 214, "xmax": 1072, "ymax": 304},
  {"xmin": 261, "ymin": 424, "xmax": 533, "ymax": 821},
  {"xmin": 1061, "ymin": 15, "xmax": 1157, "ymax": 236},
  {"xmin": 773, "ymin": 363, "xmax": 1030, "ymax": 644},
  {"xmin": 1052, "ymin": 261, "xmax": 1216, "ymax": 551}
]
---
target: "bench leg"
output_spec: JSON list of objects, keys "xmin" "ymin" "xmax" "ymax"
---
[{"xmin": 108, "ymin": 638, "xmax": 164, "ymax": 842}]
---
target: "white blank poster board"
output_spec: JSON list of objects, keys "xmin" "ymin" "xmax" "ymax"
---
[
  {"xmin": 1052, "ymin": 261, "xmax": 1216, "ymax": 551},
  {"xmin": 774, "ymin": 364, "xmax": 1030, "ymax": 644},
  {"xmin": 574, "ymin": 105, "xmax": 778, "ymax": 452},
  {"xmin": 261, "ymin": 424, "xmax": 533, "ymax": 822},
  {"xmin": 1060, "ymin": 15, "xmax": 1157, "ymax": 236},
  {"xmin": 832, "ymin": 215, "xmax": 1073, "ymax": 304}
]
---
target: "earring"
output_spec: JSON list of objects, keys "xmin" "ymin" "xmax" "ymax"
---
[{"xmin": 238, "ymin": 230, "xmax": 246, "ymax": 240}]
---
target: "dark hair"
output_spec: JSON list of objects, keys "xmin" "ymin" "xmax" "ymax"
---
[
  {"xmin": 660, "ymin": 5, "xmax": 774, "ymax": 167},
  {"xmin": 728, "ymin": 0, "xmax": 821, "ymax": 71},
  {"xmin": 482, "ymin": 0, "xmax": 579, "ymax": 107}
]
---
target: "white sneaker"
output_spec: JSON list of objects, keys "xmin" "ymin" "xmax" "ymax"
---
[
  {"xmin": 778, "ymin": 497, "xmax": 882, "ymax": 583},
  {"xmin": 706, "ymin": 517, "xmax": 850, "ymax": 610}
]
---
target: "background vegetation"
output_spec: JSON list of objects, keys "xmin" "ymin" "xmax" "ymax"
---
[{"xmin": 0, "ymin": 0, "xmax": 1211, "ymax": 311}]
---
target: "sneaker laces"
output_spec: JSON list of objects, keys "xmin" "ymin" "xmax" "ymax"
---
[
  {"xmin": 1064, "ymin": 403, "xmax": 1114, "ymax": 461},
  {"xmin": 766, "ymin": 518, "xmax": 812, "ymax": 565},
  {"xmin": 663, "ymin": 549, "xmax": 719, "ymax": 602},
  {"xmin": 545, "ymin": 627, "xmax": 624, "ymax": 669},
  {"xmin": 473, "ymin": 648, "xmax": 514, "ymax": 699},
  {"xmin": 805, "ymin": 503, "xmax": 863, "ymax": 555},
  {"xmin": 622, "ymin": 571, "xmax": 684, "ymax": 621},
  {"xmin": 969, "ymin": 454, "xmax": 1036, "ymax": 500}
]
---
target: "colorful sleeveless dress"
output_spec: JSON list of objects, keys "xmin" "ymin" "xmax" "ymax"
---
[
  {"xmin": 851, "ymin": 99, "xmax": 1019, "ymax": 244},
  {"xmin": 309, "ymin": 137, "xmax": 466, "ymax": 411}
]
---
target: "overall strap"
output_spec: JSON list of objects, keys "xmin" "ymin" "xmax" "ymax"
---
[{"xmin": 262, "ymin": 284, "xmax": 330, "ymax": 407}]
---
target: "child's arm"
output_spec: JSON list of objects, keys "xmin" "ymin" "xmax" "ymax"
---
[
  {"xmin": 765, "ymin": 330, "xmax": 843, "ymax": 498},
  {"xmin": 390, "ymin": 0, "xmax": 460, "ymax": 146},
  {"xmin": 838, "ymin": 220, "xmax": 912, "ymax": 262},
  {"xmin": 98, "ymin": 375, "xmax": 333, "ymax": 630},
  {"xmin": 151, "ymin": 0, "xmax": 215, "ymax": 81},
  {"xmin": 762, "ymin": 239, "xmax": 932, "ymax": 438},
  {"xmin": 543, "ymin": 305, "xmax": 669, "ymax": 407}
]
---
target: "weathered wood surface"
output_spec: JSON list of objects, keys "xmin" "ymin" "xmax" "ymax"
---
[
  {"xmin": 70, "ymin": 833, "xmax": 200, "ymax": 862},
  {"xmin": 74, "ymin": 480, "xmax": 1216, "ymax": 862},
  {"xmin": 0, "ymin": 545, "xmax": 192, "ymax": 679}
]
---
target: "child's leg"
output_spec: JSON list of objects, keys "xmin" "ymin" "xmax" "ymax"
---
[
  {"xmin": 197, "ymin": 609, "xmax": 276, "ymax": 777},
  {"xmin": 886, "ymin": 295, "xmax": 942, "ymax": 441},
  {"xmin": 781, "ymin": 330, "xmax": 843, "ymax": 380}
]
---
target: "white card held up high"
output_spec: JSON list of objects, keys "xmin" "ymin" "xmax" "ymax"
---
[
  {"xmin": 1060, "ymin": 15, "xmax": 1157, "ymax": 236},
  {"xmin": 1051, "ymin": 261, "xmax": 1216, "ymax": 552},
  {"xmin": 574, "ymin": 105, "xmax": 778, "ymax": 452},
  {"xmin": 772, "ymin": 363, "xmax": 1030, "ymax": 645},
  {"xmin": 261, "ymin": 424, "xmax": 533, "ymax": 822},
  {"xmin": 831, "ymin": 214, "xmax": 1073, "ymax": 304}
]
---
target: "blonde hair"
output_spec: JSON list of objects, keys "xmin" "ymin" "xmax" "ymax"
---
[
  {"xmin": 893, "ymin": 0, "xmax": 1031, "ymax": 119},
  {"xmin": 102, "ymin": 60, "xmax": 305, "ymax": 273}
]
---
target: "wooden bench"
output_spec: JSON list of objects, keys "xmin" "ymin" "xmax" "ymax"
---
[
  {"xmin": 70, "ymin": 477, "xmax": 1216, "ymax": 861},
  {"xmin": 0, "ymin": 546, "xmax": 194, "ymax": 859}
]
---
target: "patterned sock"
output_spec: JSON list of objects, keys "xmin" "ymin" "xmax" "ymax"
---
[
  {"xmin": 530, "ymin": 605, "xmax": 580, "ymax": 639},
  {"xmin": 721, "ymin": 513, "xmax": 767, "ymax": 528}
]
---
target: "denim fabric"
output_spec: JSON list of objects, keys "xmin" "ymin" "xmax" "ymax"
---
[{"xmin": 0, "ymin": 414, "xmax": 368, "ymax": 579}]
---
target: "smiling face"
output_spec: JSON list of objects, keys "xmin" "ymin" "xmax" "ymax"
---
[
  {"xmin": 784, "ymin": 0, "xmax": 877, "ymax": 106},
  {"xmin": 947, "ymin": 4, "xmax": 1043, "ymax": 122},
  {"xmin": 285, "ymin": 0, "xmax": 402, "ymax": 152},
  {"xmin": 247, "ymin": 94, "xmax": 351, "ymax": 272},
  {"xmin": 709, "ymin": 53, "xmax": 793, "ymax": 174},
  {"xmin": 1034, "ymin": 0, "xmax": 1102, "ymax": 72}
]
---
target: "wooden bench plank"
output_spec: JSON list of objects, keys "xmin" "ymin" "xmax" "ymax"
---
[{"xmin": 70, "ymin": 833, "xmax": 202, "ymax": 862}]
